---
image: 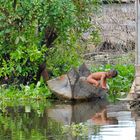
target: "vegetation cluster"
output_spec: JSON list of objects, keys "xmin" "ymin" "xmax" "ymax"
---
[
  {"xmin": 0, "ymin": 0, "xmax": 134, "ymax": 100},
  {"xmin": 0, "ymin": 0, "xmax": 100, "ymax": 84}
]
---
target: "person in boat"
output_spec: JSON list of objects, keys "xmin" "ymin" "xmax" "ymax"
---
[{"xmin": 86, "ymin": 69, "xmax": 118, "ymax": 89}]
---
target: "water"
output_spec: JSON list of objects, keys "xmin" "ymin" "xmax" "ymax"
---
[
  {"xmin": 88, "ymin": 111, "xmax": 135, "ymax": 140},
  {"xmin": 0, "ymin": 99, "xmax": 136, "ymax": 140}
]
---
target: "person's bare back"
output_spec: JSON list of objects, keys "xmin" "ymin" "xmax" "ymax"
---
[
  {"xmin": 89, "ymin": 72, "xmax": 107, "ymax": 80},
  {"xmin": 86, "ymin": 70, "xmax": 118, "ymax": 89},
  {"xmin": 87, "ymin": 72, "xmax": 107, "ymax": 89}
]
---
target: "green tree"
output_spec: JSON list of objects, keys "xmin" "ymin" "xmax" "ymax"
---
[{"xmin": 0, "ymin": 0, "xmax": 101, "ymax": 85}]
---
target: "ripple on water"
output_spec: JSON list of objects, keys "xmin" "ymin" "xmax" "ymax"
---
[{"xmin": 88, "ymin": 111, "xmax": 136, "ymax": 140}]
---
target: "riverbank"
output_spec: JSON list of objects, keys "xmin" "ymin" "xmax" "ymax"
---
[{"xmin": 84, "ymin": 3, "xmax": 135, "ymax": 58}]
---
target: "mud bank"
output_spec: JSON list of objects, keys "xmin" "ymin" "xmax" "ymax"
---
[
  {"xmin": 84, "ymin": 3, "xmax": 135, "ymax": 66},
  {"xmin": 94, "ymin": 3, "xmax": 135, "ymax": 44}
]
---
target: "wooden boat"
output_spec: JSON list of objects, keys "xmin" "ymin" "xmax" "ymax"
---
[{"xmin": 47, "ymin": 64, "xmax": 108, "ymax": 100}]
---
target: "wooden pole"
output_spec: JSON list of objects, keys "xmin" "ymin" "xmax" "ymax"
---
[{"xmin": 135, "ymin": 0, "xmax": 140, "ymax": 98}]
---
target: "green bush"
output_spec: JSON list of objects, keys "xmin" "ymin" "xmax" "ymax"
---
[
  {"xmin": 0, "ymin": 0, "xmax": 101, "ymax": 84},
  {"xmin": 90, "ymin": 64, "xmax": 135, "ymax": 101},
  {"xmin": 0, "ymin": 78, "xmax": 52, "ymax": 100}
]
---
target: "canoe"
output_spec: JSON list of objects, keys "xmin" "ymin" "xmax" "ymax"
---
[{"xmin": 47, "ymin": 64, "xmax": 108, "ymax": 100}]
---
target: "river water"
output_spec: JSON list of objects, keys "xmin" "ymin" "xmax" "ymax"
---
[{"xmin": 0, "ymin": 99, "xmax": 136, "ymax": 140}]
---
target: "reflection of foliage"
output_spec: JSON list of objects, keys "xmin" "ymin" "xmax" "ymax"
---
[
  {"xmin": 62, "ymin": 123, "xmax": 101, "ymax": 138},
  {"xmin": 90, "ymin": 64, "xmax": 135, "ymax": 102},
  {"xmin": 62, "ymin": 123, "xmax": 88, "ymax": 137},
  {"xmin": 0, "ymin": 114, "xmax": 45, "ymax": 140},
  {"xmin": 47, "ymin": 119, "xmax": 65, "ymax": 140},
  {"xmin": 0, "ymin": 100, "xmax": 65, "ymax": 140},
  {"xmin": 0, "ymin": 99, "xmax": 52, "ymax": 114},
  {"xmin": 0, "ymin": 100, "xmax": 104, "ymax": 140}
]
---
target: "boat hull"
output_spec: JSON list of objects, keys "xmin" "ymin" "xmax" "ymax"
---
[{"xmin": 47, "ymin": 64, "xmax": 108, "ymax": 100}]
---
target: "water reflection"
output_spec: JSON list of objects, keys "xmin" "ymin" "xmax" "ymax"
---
[
  {"xmin": 88, "ymin": 111, "xmax": 136, "ymax": 140},
  {"xmin": 48, "ymin": 100, "xmax": 136, "ymax": 140},
  {"xmin": 0, "ymin": 99, "xmax": 136, "ymax": 140},
  {"xmin": 90, "ymin": 108, "xmax": 118, "ymax": 125},
  {"xmin": 48, "ymin": 98, "xmax": 108, "ymax": 125}
]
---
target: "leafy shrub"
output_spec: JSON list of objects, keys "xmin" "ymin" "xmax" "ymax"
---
[
  {"xmin": 0, "ymin": 0, "xmax": 101, "ymax": 84},
  {"xmin": 90, "ymin": 64, "xmax": 135, "ymax": 101},
  {"xmin": 0, "ymin": 78, "xmax": 52, "ymax": 100}
]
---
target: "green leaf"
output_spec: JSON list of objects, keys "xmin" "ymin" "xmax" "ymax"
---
[
  {"xmin": 20, "ymin": 36, "xmax": 26, "ymax": 42},
  {"xmin": 15, "ymin": 37, "xmax": 20, "ymax": 44}
]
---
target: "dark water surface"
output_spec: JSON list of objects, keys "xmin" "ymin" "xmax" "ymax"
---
[{"xmin": 0, "ymin": 99, "xmax": 136, "ymax": 140}]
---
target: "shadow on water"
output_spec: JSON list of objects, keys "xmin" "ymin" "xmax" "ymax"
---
[{"xmin": 0, "ymin": 99, "xmax": 136, "ymax": 140}]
